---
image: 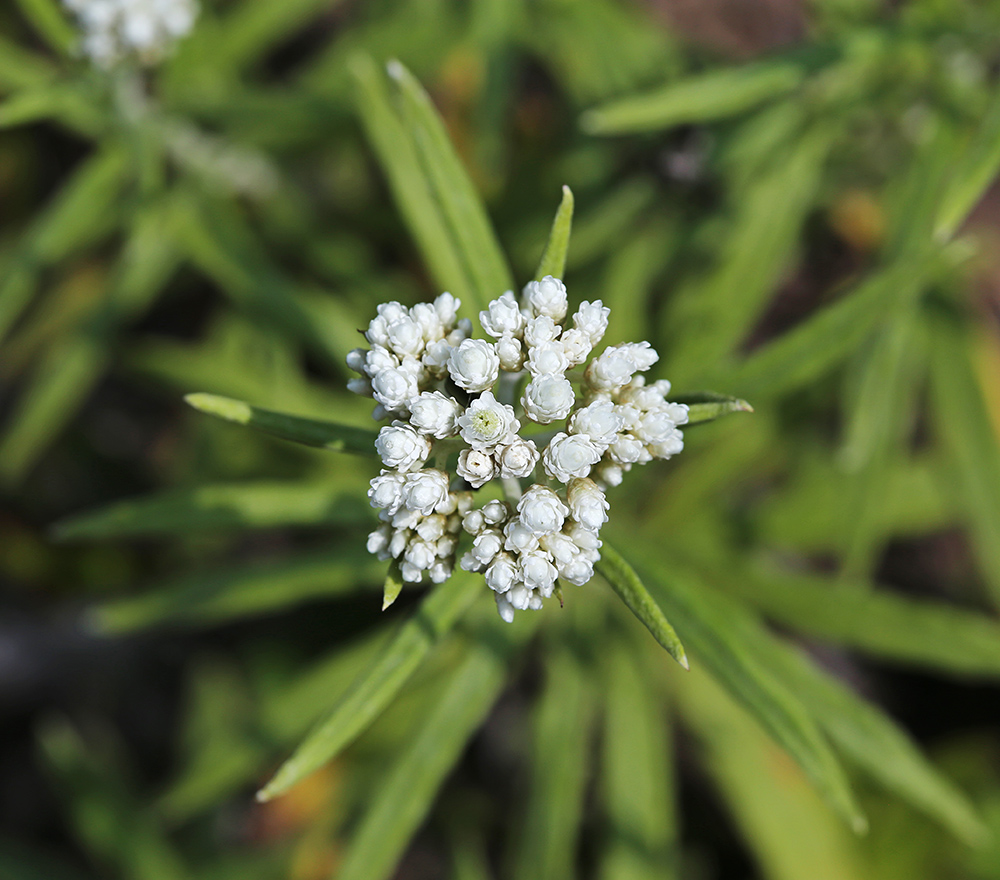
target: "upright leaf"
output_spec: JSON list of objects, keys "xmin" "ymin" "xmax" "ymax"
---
[{"xmin": 535, "ymin": 185, "xmax": 575, "ymax": 281}]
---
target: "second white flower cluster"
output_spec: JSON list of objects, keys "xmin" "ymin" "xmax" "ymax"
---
[{"xmin": 348, "ymin": 277, "xmax": 688, "ymax": 621}]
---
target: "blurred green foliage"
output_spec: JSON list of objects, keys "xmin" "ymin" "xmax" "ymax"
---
[{"xmin": 5, "ymin": 0, "xmax": 1000, "ymax": 878}]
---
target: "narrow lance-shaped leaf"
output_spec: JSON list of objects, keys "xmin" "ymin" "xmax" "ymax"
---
[
  {"xmin": 257, "ymin": 571, "xmax": 483, "ymax": 801},
  {"xmin": 620, "ymin": 545, "xmax": 866, "ymax": 832},
  {"xmin": 335, "ymin": 616, "xmax": 533, "ymax": 880},
  {"xmin": 349, "ymin": 54, "xmax": 475, "ymax": 305},
  {"xmin": 92, "ymin": 547, "xmax": 383, "ymax": 633},
  {"xmin": 581, "ymin": 60, "xmax": 804, "ymax": 135},
  {"xmin": 52, "ymin": 481, "xmax": 372, "ymax": 541},
  {"xmin": 535, "ymin": 185, "xmax": 575, "ymax": 281},
  {"xmin": 382, "ymin": 560, "xmax": 404, "ymax": 611},
  {"xmin": 185, "ymin": 393, "xmax": 378, "ymax": 456},
  {"xmin": 14, "ymin": 0, "xmax": 76, "ymax": 57},
  {"xmin": 388, "ymin": 59, "xmax": 514, "ymax": 313},
  {"xmin": 673, "ymin": 392, "xmax": 754, "ymax": 426},
  {"xmin": 595, "ymin": 543, "xmax": 688, "ymax": 669},
  {"xmin": 512, "ymin": 645, "xmax": 595, "ymax": 880}
]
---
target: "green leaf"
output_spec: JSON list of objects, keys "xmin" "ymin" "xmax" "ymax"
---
[
  {"xmin": 623, "ymin": 548, "xmax": 866, "ymax": 831},
  {"xmin": 535, "ymin": 185, "xmax": 575, "ymax": 281},
  {"xmin": 596, "ymin": 544, "xmax": 688, "ymax": 669},
  {"xmin": 184, "ymin": 393, "xmax": 378, "ymax": 456},
  {"xmin": 723, "ymin": 564, "xmax": 1000, "ymax": 678},
  {"xmin": 935, "ymin": 89, "xmax": 1000, "ymax": 241},
  {"xmin": 382, "ymin": 560, "xmax": 404, "ymax": 610},
  {"xmin": 53, "ymin": 481, "xmax": 371, "ymax": 541},
  {"xmin": 706, "ymin": 587, "xmax": 987, "ymax": 844},
  {"xmin": 929, "ymin": 309, "xmax": 1000, "ymax": 607},
  {"xmin": 512, "ymin": 646, "xmax": 595, "ymax": 880},
  {"xmin": 598, "ymin": 639, "xmax": 677, "ymax": 880},
  {"xmin": 13, "ymin": 0, "xmax": 75, "ymax": 56},
  {"xmin": 257, "ymin": 572, "xmax": 482, "ymax": 801},
  {"xmin": 674, "ymin": 392, "xmax": 754, "ymax": 426},
  {"xmin": 388, "ymin": 59, "xmax": 514, "ymax": 310},
  {"xmin": 92, "ymin": 548, "xmax": 382, "ymax": 633},
  {"xmin": 581, "ymin": 60, "xmax": 804, "ymax": 134},
  {"xmin": 335, "ymin": 621, "xmax": 526, "ymax": 880}
]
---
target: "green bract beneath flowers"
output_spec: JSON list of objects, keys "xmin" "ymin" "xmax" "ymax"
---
[{"xmin": 347, "ymin": 276, "xmax": 689, "ymax": 622}]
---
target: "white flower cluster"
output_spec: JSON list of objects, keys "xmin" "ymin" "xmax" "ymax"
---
[
  {"xmin": 62, "ymin": 0, "xmax": 198, "ymax": 67},
  {"xmin": 348, "ymin": 278, "xmax": 688, "ymax": 622}
]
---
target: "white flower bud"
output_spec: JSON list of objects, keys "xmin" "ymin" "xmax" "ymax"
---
[
  {"xmin": 422, "ymin": 339, "xmax": 454, "ymax": 375},
  {"xmin": 572, "ymin": 300, "xmax": 610, "ymax": 345},
  {"xmin": 609, "ymin": 434, "xmax": 645, "ymax": 464},
  {"xmin": 347, "ymin": 377, "xmax": 372, "ymax": 397},
  {"xmin": 541, "ymin": 532, "xmax": 578, "ymax": 568},
  {"xmin": 569, "ymin": 399, "xmax": 622, "ymax": 449},
  {"xmin": 520, "ymin": 551, "xmax": 558, "ymax": 596},
  {"xmin": 429, "ymin": 560, "xmax": 452, "ymax": 583},
  {"xmin": 566, "ymin": 521, "xmax": 602, "ymax": 552},
  {"xmin": 470, "ymin": 530, "xmax": 503, "ymax": 568},
  {"xmin": 524, "ymin": 315, "xmax": 561, "ymax": 348},
  {"xmin": 486, "ymin": 553, "xmax": 518, "ymax": 594},
  {"xmin": 561, "ymin": 557, "xmax": 595, "ymax": 586},
  {"xmin": 480, "ymin": 291, "xmax": 525, "ymax": 338},
  {"xmin": 649, "ymin": 430, "xmax": 684, "ymax": 460},
  {"xmin": 495, "ymin": 438, "xmax": 540, "ymax": 479},
  {"xmin": 523, "ymin": 275, "xmax": 568, "ymax": 322},
  {"xmin": 496, "ymin": 593, "xmax": 516, "ymax": 622},
  {"xmin": 527, "ymin": 340, "xmax": 569, "ymax": 377},
  {"xmin": 522, "ymin": 375, "xmax": 575, "ymax": 424},
  {"xmin": 543, "ymin": 432, "xmax": 602, "ymax": 483},
  {"xmin": 584, "ymin": 345, "xmax": 640, "ymax": 393},
  {"xmin": 346, "ymin": 348, "xmax": 367, "ymax": 373},
  {"xmin": 517, "ymin": 485, "xmax": 569, "ymax": 535},
  {"xmin": 415, "ymin": 514, "xmax": 447, "ymax": 543},
  {"xmin": 368, "ymin": 470, "xmax": 406, "ymax": 512},
  {"xmin": 559, "ymin": 328, "xmax": 593, "ymax": 366},
  {"xmin": 594, "ymin": 462, "xmax": 624, "ymax": 487},
  {"xmin": 458, "ymin": 391, "xmax": 519, "ymax": 449},
  {"xmin": 366, "ymin": 303, "xmax": 404, "ymax": 346},
  {"xmin": 431, "ymin": 292, "xmax": 459, "ymax": 326},
  {"xmin": 410, "ymin": 302, "xmax": 444, "ymax": 341},
  {"xmin": 402, "ymin": 469, "xmax": 450, "ymax": 515},
  {"xmin": 375, "ymin": 424, "xmax": 432, "ymax": 472},
  {"xmin": 482, "ymin": 500, "xmax": 510, "ymax": 525},
  {"xmin": 456, "ymin": 448, "xmax": 496, "ymax": 488},
  {"xmin": 365, "ymin": 346, "xmax": 398, "ymax": 377},
  {"xmin": 389, "ymin": 529, "xmax": 409, "ymax": 558},
  {"xmin": 408, "ymin": 391, "xmax": 461, "ymax": 438},
  {"xmin": 496, "ymin": 335, "xmax": 525, "ymax": 371},
  {"xmin": 504, "ymin": 519, "xmax": 540, "ymax": 554},
  {"xmin": 367, "ymin": 524, "xmax": 392, "ymax": 558},
  {"xmin": 386, "ymin": 316, "xmax": 425, "ymax": 357},
  {"xmin": 621, "ymin": 341, "xmax": 659, "ymax": 371},
  {"xmin": 463, "ymin": 509, "xmax": 486, "ymax": 535},
  {"xmin": 566, "ymin": 478, "xmax": 609, "ymax": 531},
  {"xmin": 371, "ymin": 367, "xmax": 419, "ymax": 412},
  {"xmin": 508, "ymin": 583, "xmax": 532, "ymax": 610},
  {"xmin": 448, "ymin": 339, "xmax": 500, "ymax": 393},
  {"xmin": 405, "ymin": 539, "xmax": 437, "ymax": 572}
]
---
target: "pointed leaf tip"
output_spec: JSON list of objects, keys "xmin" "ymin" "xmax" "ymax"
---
[
  {"xmin": 184, "ymin": 392, "xmax": 252, "ymax": 424},
  {"xmin": 535, "ymin": 186, "xmax": 575, "ymax": 282},
  {"xmin": 382, "ymin": 562, "xmax": 404, "ymax": 610}
]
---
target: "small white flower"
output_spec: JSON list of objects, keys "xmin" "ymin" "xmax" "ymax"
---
[
  {"xmin": 566, "ymin": 478, "xmax": 609, "ymax": 531},
  {"xmin": 402, "ymin": 470, "xmax": 450, "ymax": 515},
  {"xmin": 346, "ymin": 348, "xmax": 367, "ymax": 373},
  {"xmin": 569, "ymin": 399, "xmax": 622, "ymax": 449},
  {"xmin": 523, "ymin": 315, "xmax": 561, "ymax": 348},
  {"xmin": 457, "ymin": 391, "xmax": 519, "ymax": 449},
  {"xmin": 496, "ymin": 593, "xmax": 516, "ymax": 622},
  {"xmin": 463, "ymin": 509, "xmax": 487, "ymax": 535},
  {"xmin": 649, "ymin": 430, "xmax": 684, "ymax": 459},
  {"xmin": 560, "ymin": 557, "xmax": 595, "ymax": 586},
  {"xmin": 541, "ymin": 532, "xmax": 578, "ymax": 568},
  {"xmin": 364, "ymin": 346, "xmax": 398, "ymax": 378},
  {"xmin": 523, "ymin": 276, "xmax": 568, "ymax": 322},
  {"xmin": 433, "ymin": 292, "xmax": 461, "ymax": 326},
  {"xmin": 527, "ymin": 340, "xmax": 570, "ymax": 377},
  {"xmin": 422, "ymin": 339, "xmax": 454, "ymax": 375},
  {"xmin": 522, "ymin": 375, "xmax": 575, "ymax": 424},
  {"xmin": 457, "ymin": 448, "xmax": 496, "ymax": 488},
  {"xmin": 517, "ymin": 485, "xmax": 569, "ymax": 535},
  {"xmin": 470, "ymin": 530, "xmax": 504, "ymax": 567},
  {"xmin": 429, "ymin": 560, "xmax": 452, "ymax": 583},
  {"xmin": 486, "ymin": 553, "xmax": 518, "ymax": 594},
  {"xmin": 609, "ymin": 434, "xmax": 645, "ymax": 464},
  {"xmin": 495, "ymin": 335, "xmax": 525, "ymax": 372},
  {"xmin": 572, "ymin": 300, "xmax": 610, "ymax": 345},
  {"xmin": 410, "ymin": 302, "xmax": 444, "ymax": 341},
  {"xmin": 368, "ymin": 471, "xmax": 406, "ymax": 513},
  {"xmin": 371, "ymin": 366, "xmax": 420, "ymax": 412},
  {"xmin": 367, "ymin": 524, "xmax": 392, "ymax": 558},
  {"xmin": 520, "ymin": 551, "xmax": 558, "ymax": 596},
  {"xmin": 482, "ymin": 500, "xmax": 510, "ymax": 525},
  {"xmin": 480, "ymin": 291, "xmax": 525, "ymax": 338},
  {"xmin": 504, "ymin": 519, "xmax": 540, "ymax": 554},
  {"xmin": 416, "ymin": 514, "xmax": 447, "ymax": 542},
  {"xmin": 559, "ymin": 328, "xmax": 593, "ymax": 366},
  {"xmin": 495, "ymin": 438, "xmax": 540, "ymax": 479},
  {"xmin": 543, "ymin": 433, "xmax": 602, "ymax": 483},
  {"xmin": 585, "ymin": 345, "xmax": 642, "ymax": 394},
  {"xmin": 408, "ymin": 391, "xmax": 461, "ymax": 438},
  {"xmin": 375, "ymin": 424, "xmax": 431, "ymax": 472},
  {"xmin": 621, "ymin": 341, "xmax": 659, "ymax": 371},
  {"xmin": 386, "ymin": 316, "xmax": 426, "ymax": 357},
  {"xmin": 448, "ymin": 339, "xmax": 500, "ymax": 393}
]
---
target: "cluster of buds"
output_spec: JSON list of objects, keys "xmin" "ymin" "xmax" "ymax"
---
[
  {"xmin": 348, "ymin": 278, "xmax": 688, "ymax": 621},
  {"xmin": 61, "ymin": 0, "xmax": 198, "ymax": 67}
]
